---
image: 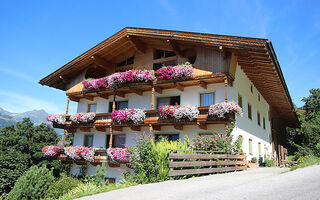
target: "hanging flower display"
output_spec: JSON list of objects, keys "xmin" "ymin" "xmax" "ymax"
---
[
  {"xmin": 155, "ymin": 63, "xmax": 194, "ymax": 80},
  {"xmin": 112, "ymin": 109, "xmax": 146, "ymax": 124},
  {"xmin": 159, "ymin": 105, "xmax": 199, "ymax": 121},
  {"xmin": 82, "ymin": 77, "xmax": 108, "ymax": 90},
  {"xmin": 41, "ymin": 145, "xmax": 63, "ymax": 156},
  {"xmin": 107, "ymin": 148, "xmax": 130, "ymax": 163},
  {"xmin": 46, "ymin": 114, "xmax": 67, "ymax": 125},
  {"xmin": 208, "ymin": 101, "xmax": 243, "ymax": 118},
  {"xmin": 70, "ymin": 112, "xmax": 96, "ymax": 123},
  {"xmin": 64, "ymin": 146, "xmax": 94, "ymax": 162}
]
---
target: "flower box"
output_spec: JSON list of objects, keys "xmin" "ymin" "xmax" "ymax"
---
[
  {"xmin": 108, "ymin": 163, "xmax": 121, "ymax": 168},
  {"xmin": 57, "ymin": 154, "xmax": 67, "ymax": 160},
  {"xmin": 208, "ymin": 101, "xmax": 242, "ymax": 118},
  {"xmin": 75, "ymin": 160, "xmax": 88, "ymax": 165},
  {"xmin": 61, "ymin": 160, "xmax": 73, "ymax": 164},
  {"xmin": 207, "ymin": 113, "xmax": 235, "ymax": 122},
  {"xmin": 155, "ymin": 64, "xmax": 194, "ymax": 81},
  {"xmin": 158, "ymin": 105, "xmax": 199, "ymax": 122},
  {"xmin": 112, "ymin": 109, "xmax": 146, "ymax": 125},
  {"xmin": 70, "ymin": 113, "xmax": 96, "ymax": 124}
]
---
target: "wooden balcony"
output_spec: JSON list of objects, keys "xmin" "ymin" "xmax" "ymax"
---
[{"xmin": 53, "ymin": 108, "xmax": 235, "ymax": 132}]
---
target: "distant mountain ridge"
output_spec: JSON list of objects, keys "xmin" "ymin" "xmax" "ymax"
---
[{"xmin": 0, "ymin": 107, "xmax": 49, "ymax": 129}]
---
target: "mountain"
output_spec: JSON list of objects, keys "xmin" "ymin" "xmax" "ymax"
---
[{"xmin": 0, "ymin": 107, "xmax": 49, "ymax": 129}]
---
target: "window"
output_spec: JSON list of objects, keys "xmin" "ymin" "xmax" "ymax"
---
[
  {"xmin": 87, "ymin": 103, "xmax": 97, "ymax": 113},
  {"xmin": 109, "ymin": 101, "xmax": 128, "ymax": 111},
  {"xmin": 116, "ymin": 56, "xmax": 134, "ymax": 67},
  {"xmin": 157, "ymin": 96, "xmax": 180, "ymax": 108},
  {"xmin": 248, "ymin": 103, "xmax": 252, "ymax": 120},
  {"xmin": 249, "ymin": 139, "xmax": 252, "ymax": 154},
  {"xmin": 257, "ymin": 112, "xmax": 261, "ymax": 126},
  {"xmin": 106, "ymin": 134, "xmax": 126, "ymax": 148},
  {"xmin": 155, "ymin": 134, "xmax": 179, "ymax": 142},
  {"xmin": 250, "ymin": 84, "xmax": 253, "ymax": 93},
  {"xmin": 238, "ymin": 94, "xmax": 243, "ymax": 108},
  {"xmin": 258, "ymin": 94, "xmax": 261, "ymax": 101},
  {"xmin": 84, "ymin": 135, "xmax": 93, "ymax": 147},
  {"xmin": 199, "ymin": 133, "xmax": 213, "ymax": 137},
  {"xmin": 200, "ymin": 92, "xmax": 215, "ymax": 107},
  {"xmin": 263, "ymin": 117, "xmax": 266, "ymax": 129},
  {"xmin": 258, "ymin": 142, "xmax": 261, "ymax": 156},
  {"xmin": 154, "ymin": 49, "xmax": 176, "ymax": 59}
]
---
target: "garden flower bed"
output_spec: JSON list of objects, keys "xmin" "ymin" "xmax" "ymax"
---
[
  {"xmin": 158, "ymin": 105, "xmax": 199, "ymax": 122},
  {"xmin": 208, "ymin": 101, "xmax": 242, "ymax": 118},
  {"xmin": 112, "ymin": 109, "xmax": 146, "ymax": 125}
]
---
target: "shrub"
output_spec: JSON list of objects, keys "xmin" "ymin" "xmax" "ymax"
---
[
  {"xmin": 191, "ymin": 132, "xmax": 233, "ymax": 152},
  {"xmin": 6, "ymin": 165, "xmax": 54, "ymax": 200},
  {"xmin": 45, "ymin": 174, "xmax": 81, "ymax": 199},
  {"xmin": 265, "ymin": 159, "xmax": 275, "ymax": 167},
  {"xmin": 251, "ymin": 157, "xmax": 257, "ymax": 163},
  {"xmin": 91, "ymin": 161, "xmax": 107, "ymax": 186}
]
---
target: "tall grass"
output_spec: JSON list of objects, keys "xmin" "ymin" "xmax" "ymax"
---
[
  {"xmin": 152, "ymin": 138, "xmax": 190, "ymax": 181},
  {"xmin": 290, "ymin": 156, "xmax": 320, "ymax": 171}
]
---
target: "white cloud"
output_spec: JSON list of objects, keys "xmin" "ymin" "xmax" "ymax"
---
[
  {"xmin": 0, "ymin": 66, "xmax": 36, "ymax": 83},
  {"xmin": 0, "ymin": 89, "xmax": 63, "ymax": 114}
]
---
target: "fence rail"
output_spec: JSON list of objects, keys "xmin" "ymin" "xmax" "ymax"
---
[{"xmin": 168, "ymin": 149, "xmax": 247, "ymax": 177}]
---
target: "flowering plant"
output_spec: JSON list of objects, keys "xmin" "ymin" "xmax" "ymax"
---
[
  {"xmin": 64, "ymin": 146, "xmax": 94, "ymax": 162},
  {"xmin": 41, "ymin": 145, "xmax": 63, "ymax": 156},
  {"xmin": 112, "ymin": 109, "xmax": 146, "ymax": 124},
  {"xmin": 155, "ymin": 63, "xmax": 194, "ymax": 80},
  {"xmin": 107, "ymin": 69, "xmax": 155, "ymax": 90},
  {"xmin": 46, "ymin": 114, "xmax": 67, "ymax": 125},
  {"xmin": 70, "ymin": 112, "xmax": 96, "ymax": 123},
  {"xmin": 208, "ymin": 101, "xmax": 242, "ymax": 118},
  {"xmin": 159, "ymin": 105, "xmax": 199, "ymax": 121},
  {"xmin": 107, "ymin": 148, "xmax": 130, "ymax": 163},
  {"xmin": 82, "ymin": 77, "xmax": 108, "ymax": 90},
  {"xmin": 191, "ymin": 132, "xmax": 233, "ymax": 152}
]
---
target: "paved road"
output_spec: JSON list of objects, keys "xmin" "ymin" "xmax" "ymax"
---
[{"xmin": 78, "ymin": 165, "xmax": 320, "ymax": 200}]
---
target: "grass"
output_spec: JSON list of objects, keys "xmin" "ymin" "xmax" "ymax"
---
[
  {"xmin": 290, "ymin": 156, "xmax": 320, "ymax": 171},
  {"xmin": 58, "ymin": 181, "xmax": 137, "ymax": 200}
]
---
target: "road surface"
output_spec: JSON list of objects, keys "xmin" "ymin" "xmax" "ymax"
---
[{"xmin": 78, "ymin": 165, "xmax": 320, "ymax": 200}]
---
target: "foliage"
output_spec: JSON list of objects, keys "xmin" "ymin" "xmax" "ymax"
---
[
  {"xmin": 251, "ymin": 157, "xmax": 257, "ymax": 163},
  {"xmin": 46, "ymin": 114, "xmax": 67, "ymax": 125},
  {"xmin": 265, "ymin": 159, "xmax": 275, "ymax": 167},
  {"xmin": 91, "ymin": 161, "xmax": 107, "ymax": 186},
  {"xmin": 233, "ymin": 135, "xmax": 243, "ymax": 153},
  {"xmin": 112, "ymin": 109, "xmax": 146, "ymax": 124},
  {"xmin": 107, "ymin": 148, "xmax": 130, "ymax": 163},
  {"xmin": 0, "ymin": 150, "xmax": 29, "ymax": 195},
  {"xmin": 58, "ymin": 182, "xmax": 105, "ymax": 200},
  {"xmin": 0, "ymin": 119, "xmax": 67, "ymax": 194},
  {"xmin": 6, "ymin": 165, "xmax": 55, "ymax": 200},
  {"xmin": 127, "ymin": 132, "xmax": 158, "ymax": 184},
  {"xmin": 152, "ymin": 138, "xmax": 190, "ymax": 181},
  {"xmin": 44, "ymin": 174, "xmax": 81, "ymax": 199},
  {"xmin": 287, "ymin": 88, "xmax": 320, "ymax": 157},
  {"xmin": 70, "ymin": 112, "xmax": 96, "ymax": 123},
  {"xmin": 208, "ymin": 101, "xmax": 242, "ymax": 118},
  {"xmin": 290, "ymin": 156, "xmax": 320, "ymax": 171}
]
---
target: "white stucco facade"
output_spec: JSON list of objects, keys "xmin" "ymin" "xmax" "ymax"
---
[{"xmin": 70, "ymin": 64, "xmax": 273, "ymax": 182}]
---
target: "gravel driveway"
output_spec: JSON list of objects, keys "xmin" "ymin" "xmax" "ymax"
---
[{"xmin": 78, "ymin": 165, "xmax": 320, "ymax": 200}]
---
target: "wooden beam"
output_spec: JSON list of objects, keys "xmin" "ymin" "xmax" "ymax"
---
[
  {"xmin": 167, "ymin": 39, "xmax": 184, "ymax": 57},
  {"xmin": 199, "ymin": 80, "xmax": 207, "ymax": 89},
  {"xmin": 174, "ymin": 124, "xmax": 183, "ymax": 130},
  {"xmin": 115, "ymin": 91, "xmax": 125, "ymax": 98},
  {"xmin": 95, "ymin": 126, "xmax": 106, "ymax": 132},
  {"xmin": 154, "ymin": 86, "xmax": 163, "ymax": 94},
  {"xmin": 91, "ymin": 55, "xmax": 113, "ymax": 72},
  {"xmin": 59, "ymin": 75, "xmax": 71, "ymax": 84},
  {"xmin": 80, "ymin": 127, "xmax": 91, "ymax": 132},
  {"xmin": 69, "ymin": 96, "xmax": 80, "ymax": 102},
  {"xmin": 97, "ymin": 93, "xmax": 109, "ymax": 100},
  {"xmin": 131, "ymin": 88, "xmax": 143, "ymax": 96},
  {"xmin": 219, "ymin": 46, "xmax": 226, "ymax": 58},
  {"xmin": 131, "ymin": 126, "xmax": 141, "ymax": 131},
  {"xmin": 84, "ymin": 95, "xmax": 94, "ymax": 101},
  {"xmin": 175, "ymin": 83, "xmax": 184, "ymax": 91},
  {"xmin": 127, "ymin": 35, "xmax": 146, "ymax": 54},
  {"xmin": 65, "ymin": 127, "xmax": 77, "ymax": 133},
  {"xmin": 152, "ymin": 125, "xmax": 161, "ymax": 131},
  {"xmin": 113, "ymin": 126, "xmax": 123, "ymax": 131}
]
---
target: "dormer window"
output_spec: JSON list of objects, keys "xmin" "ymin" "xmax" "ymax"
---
[
  {"xmin": 153, "ymin": 49, "xmax": 177, "ymax": 71},
  {"xmin": 154, "ymin": 49, "xmax": 176, "ymax": 59},
  {"xmin": 117, "ymin": 56, "xmax": 134, "ymax": 67}
]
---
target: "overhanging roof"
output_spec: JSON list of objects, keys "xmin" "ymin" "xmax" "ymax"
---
[{"xmin": 39, "ymin": 27, "xmax": 299, "ymax": 128}]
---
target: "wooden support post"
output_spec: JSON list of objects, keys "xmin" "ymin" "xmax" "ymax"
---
[
  {"xmin": 63, "ymin": 96, "xmax": 70, "ymax": 145},
  {"xmin": 224, "ymin": 76, "xmax": 228, "ymax": 102},
  {"xmin": 149, "ymin": 86, "xmax": 155, "ymax": 135},
  {"xmin": 109, "ymin": 93, "xmax": 116, "ymax": 148}
]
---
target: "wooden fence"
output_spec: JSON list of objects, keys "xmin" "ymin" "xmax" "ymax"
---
[{"xmin": 168, "ymin": 149, "xmax": 247, "ymax": 177}]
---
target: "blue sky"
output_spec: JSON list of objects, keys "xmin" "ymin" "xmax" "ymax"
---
[{"xmin": 0, "ymin": 0, "xmax": 319, "ymax": 114}]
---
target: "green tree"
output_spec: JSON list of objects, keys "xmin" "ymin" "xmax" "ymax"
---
[
  {"xmin": 0, "ymin": 118, "xmax": 68, "ymax": 195},
  {"xmin": 6, "ymin": 165, "xmax": 55, "ymax": 200},
  {"xmin": 302, "ymin": 88, "xmax": 320, "ymax": 120}
]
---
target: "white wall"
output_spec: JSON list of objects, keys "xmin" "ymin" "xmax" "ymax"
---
[{"xmin": 231, "ymin": 64, "xmax": 272, "ymax": 161}]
